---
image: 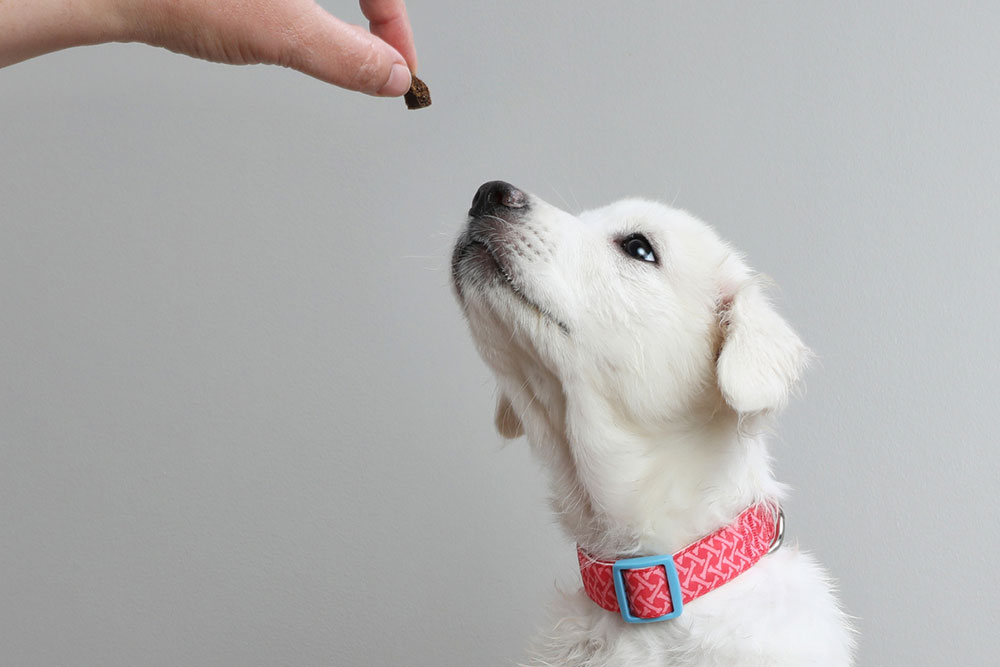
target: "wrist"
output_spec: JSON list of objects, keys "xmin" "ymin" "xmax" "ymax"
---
[
  {"xmin": 0, "ymin": 0, "xmax": 134, "ymax": 67},
  {"xmin": 95, "ymin": 0, "xmax": 147, "ymax": 44}
]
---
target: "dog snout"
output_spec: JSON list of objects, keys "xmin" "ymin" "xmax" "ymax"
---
[{"xmin": 469, "ymin": 181, "xmax": 528, "ymax": 218}]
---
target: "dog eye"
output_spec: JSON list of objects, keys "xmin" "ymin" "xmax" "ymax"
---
[{"xmin": 620, "ymin": 234, "xmax": 657, "ymax": 263}]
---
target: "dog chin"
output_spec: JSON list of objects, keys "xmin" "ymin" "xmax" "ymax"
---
[{"xmin": 454, "ymin": 244, "xmax": 570, "ymax": 336}]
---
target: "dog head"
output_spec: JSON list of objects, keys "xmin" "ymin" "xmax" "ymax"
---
[{"xmin": 452, "ymin": 181, "xmax": 809, "ymax": 550}]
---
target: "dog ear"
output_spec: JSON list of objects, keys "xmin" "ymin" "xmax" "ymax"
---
[
  {"xmin": 716, "ymin": 280, "xmax": 810, "ymax": 414},
  {"xmin": 494, "ymin": 393, "xmax": 525, "ymax": 439}
]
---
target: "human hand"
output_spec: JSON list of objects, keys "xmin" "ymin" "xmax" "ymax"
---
[{"xmin": 0, "ymin": 0, "xmax": 417, "ymax": 97}]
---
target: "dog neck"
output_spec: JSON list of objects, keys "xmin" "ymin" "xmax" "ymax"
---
[{"xmin": 519, "ymin": 383, "xmax": 783, "ymax": 561}]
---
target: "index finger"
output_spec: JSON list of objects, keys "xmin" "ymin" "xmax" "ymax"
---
[{"xmin": 359, "ymin": 0, "xmax": 417, "ymax": 72}]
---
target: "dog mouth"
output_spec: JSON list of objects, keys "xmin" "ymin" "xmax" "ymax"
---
[{"xmin": 453, "ymin": 240, "xmax": 570, "ymax": 335}]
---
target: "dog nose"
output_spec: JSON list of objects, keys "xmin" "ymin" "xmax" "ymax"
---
[{"xmin": 469, "ymin": 181, "xmax": 528, "ymax": 217}]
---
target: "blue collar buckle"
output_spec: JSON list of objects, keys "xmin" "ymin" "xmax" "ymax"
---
[{"xmin": 610, "ymin": 553, "xmax": 684, "ymax": 623}]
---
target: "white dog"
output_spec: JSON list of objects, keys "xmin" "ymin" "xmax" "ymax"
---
[{"xmin": 451, "ymin": 182, "xmax": 854, "ymax": 666}]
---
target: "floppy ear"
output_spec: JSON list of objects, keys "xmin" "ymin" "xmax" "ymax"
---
[
  {"xmin": 494, "ymin": 393, "xmax": 525, "ymax": 439},
  {"xmin": 716, "ymin": 280, "xmax": 810, "ymax": 414}
]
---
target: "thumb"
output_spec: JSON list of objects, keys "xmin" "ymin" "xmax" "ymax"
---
[{"xmin": 288, "ymin": 6, "xmax": 411, "ymax": 96}]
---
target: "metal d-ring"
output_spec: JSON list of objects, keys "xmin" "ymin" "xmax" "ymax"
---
[{"xmin": 766, "ymin": 507, "xmax": 785, "ymax": 555}]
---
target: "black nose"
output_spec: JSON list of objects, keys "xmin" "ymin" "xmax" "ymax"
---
[{"xmin": 469, "ymin": 181, "xmax": 528, "ymax": 217}]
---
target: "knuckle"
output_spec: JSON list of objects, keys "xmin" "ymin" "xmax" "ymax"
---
[{"xmin": 350, "ymin": 41, "xmax": 387, "ymax": 93}]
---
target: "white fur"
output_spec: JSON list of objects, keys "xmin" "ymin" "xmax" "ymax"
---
[{"xmin": 452, "ymin": 193, "xmax": 854, "ymax": 666}]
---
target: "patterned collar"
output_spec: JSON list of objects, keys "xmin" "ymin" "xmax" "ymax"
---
[{"xmin": 577, "ymin": 503, "xmax": 784, "ymax": 623}]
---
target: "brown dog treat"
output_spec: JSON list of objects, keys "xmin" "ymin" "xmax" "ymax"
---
[{"xmin": 404, "ymin": 75, "xmax": 431, "ymax": 110}]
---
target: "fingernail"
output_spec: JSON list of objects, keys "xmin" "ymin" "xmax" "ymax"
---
[{"xmin": 377, "ymin": 63, "xmax": 411, "ymax": 97}]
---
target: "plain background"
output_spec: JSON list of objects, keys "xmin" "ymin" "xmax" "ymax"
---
[{"xmin": 2, "ymin": 2, "xmax": 998, "ymax": 665}]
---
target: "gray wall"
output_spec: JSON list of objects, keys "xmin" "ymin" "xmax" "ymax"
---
[{"xmin": 2, "ymin": 2, "xmax": 998, "ymax": 665}]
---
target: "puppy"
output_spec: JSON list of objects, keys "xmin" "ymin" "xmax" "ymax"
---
[{"xmin": 451, "ymin": 182, "xmax": 854, "ymax": 666}]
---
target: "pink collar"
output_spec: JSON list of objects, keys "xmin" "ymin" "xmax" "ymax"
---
[{"xmin": 577, "ymin": 503, "xmax": 784, "ymax": 623}]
